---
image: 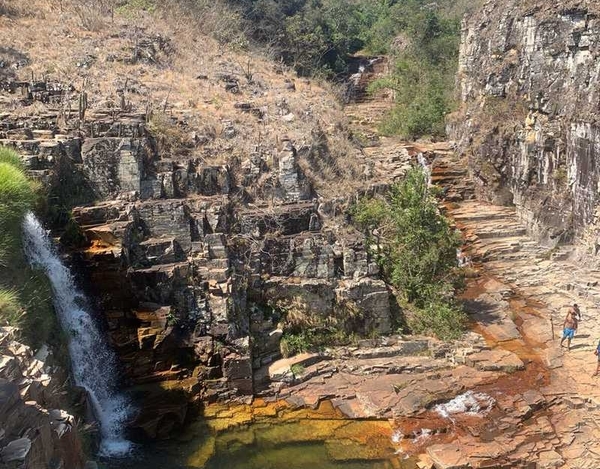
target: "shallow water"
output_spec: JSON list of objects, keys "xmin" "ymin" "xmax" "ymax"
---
[{"xmin": 109, "ymin": 401, "xmax": 418, "ymax": 469}]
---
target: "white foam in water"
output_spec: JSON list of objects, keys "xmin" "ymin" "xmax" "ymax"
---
[
  {"xmin": 417, "ymin": 152, "xmax": 432, "ymax": 187},
  {"xmin": 413, "ymin": 428, "xmax": 432, "ymax": 444},
  {"xmin": 23, "ymin": 213, "xmax": 133, "ymax": 457},
  {"xmin": 391, "ymin": 430, "xmax": 404, "ymax": 444},
  {"xmin": 456, "ymin": 248, "xmax": 470, "ymax": 268},
  {"xmin": 434, "ymin": 391, "xmax": 495, "ymax": 419}
]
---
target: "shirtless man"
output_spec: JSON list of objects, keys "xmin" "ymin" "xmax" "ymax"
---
[
  {"xmin": 560, "ymin": 304, "xmax": 580, "ymax": 351},
  {"xmin": 570, "ymin": 303, "xmax": 582, "ymax": 322}
]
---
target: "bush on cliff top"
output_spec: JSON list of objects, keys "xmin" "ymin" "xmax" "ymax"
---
[
  {"xmin": 352, "ymin": 167, "xmax": 466, "ymax": 340},
  {"xmin": 0, "ymin": 161, "xmax": 36, "ymax": 232},
  {"xmin": 366, "ymin": 1, "xmax": 462, "ymax": 139},
  {"xmin": 0, "ymin": 146, "xmax": 56, "ymax": 349}
]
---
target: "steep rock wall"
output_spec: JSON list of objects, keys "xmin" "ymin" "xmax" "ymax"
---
[
  {"xmin": 0, "ymin": 328, "xmax": 87, "ymax": 469},
  {"xmin": 0, "ymin": 82, "xmax": 394, "ymax": 439},
  {"xmin": 451, "ymin": 0, "xmax": 600, "ymax": 248}
]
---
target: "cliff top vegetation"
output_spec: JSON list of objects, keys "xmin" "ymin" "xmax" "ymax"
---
[{"xmin": 0, "ymin": 146, "xmax": 56, "ymax": 348}]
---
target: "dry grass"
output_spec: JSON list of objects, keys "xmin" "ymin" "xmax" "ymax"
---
[{"xmin": 0, "ymin": 0, "xmax": 365, "ymax": 202}]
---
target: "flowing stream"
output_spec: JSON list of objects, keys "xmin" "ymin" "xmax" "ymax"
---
[
  {"xmin": 417, "ymin": 153, "xmax": 432, "ymax": 186},
  {"xmin": 22, "ymin": 212, "xmax": 132, "ymax": 457}
]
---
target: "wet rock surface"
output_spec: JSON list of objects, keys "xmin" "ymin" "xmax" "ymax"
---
[
  {"xmin": 0, "ymin": 328, "xmax": 87, "ymax": 469},
  {"xmin": 340, "ymin": 55, "xmax": 600, "ymax": 466},
  {"xmin": 426, "ymin": 151, "xmax": 600, "ymax": 467}
]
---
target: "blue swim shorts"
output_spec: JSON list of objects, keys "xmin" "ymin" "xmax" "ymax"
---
[{"xmin": 562, "ymin": 328, "xmax": 575, "ymax": 340}]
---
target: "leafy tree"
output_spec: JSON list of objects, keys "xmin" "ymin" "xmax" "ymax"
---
[
  {"xmin": 230, "ymin": 0, "xmax": 371, "ymax": 76},
  {"xmin": 229, "ymin": 0, "xmax": 468, "ymax": 134},
  {"xmin": 365, "ymin": 1, "xmax": 462, "ymax": 138},
  {"xmin": 352, "ymin": 167, "xmax": 466, "ymax": 339}
]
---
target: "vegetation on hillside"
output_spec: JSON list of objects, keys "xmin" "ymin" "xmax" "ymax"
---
[
  {"xmin": 352, "ymin": 167, "xmax": 466, "ymax": 340},
  {"xmin": 106, "ymin": 0, "xmax": 474, "ymax": 138},
  {"xmin": 229, "ymin": 0, "xmax": 472, "ymax": 138},
  {"xmin": 0, "ymin": 146, "xmax": 56, "ymax": 348},
  {"xmin": 366, "ymin": 2, "xmax": 462, "ymax": 138}
]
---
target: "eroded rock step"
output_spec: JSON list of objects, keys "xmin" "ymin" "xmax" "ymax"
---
[
  {"xmin": 428, "ymin": 151, "xmax": 600, "ymax": 468},
  {"xmin": 340, "ymin": 58, "xmax": 570, "ymax": 467}
]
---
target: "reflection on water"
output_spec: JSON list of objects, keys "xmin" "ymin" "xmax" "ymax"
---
[{"xmin": 110, "ymin": 400, "xmax": 418, "ymax": 469}]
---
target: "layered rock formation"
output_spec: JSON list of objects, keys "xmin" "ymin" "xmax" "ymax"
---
[
  {"xmin": 66, "ymin": 119, "xmax": 393, "ymax": 402},
  {"xmin": 0, "ymin": 328, "xmax": 87, "ymax": 469},
  {"xmin": 0, "ymin": 3, "xmax": 422, "ymax": 442},
  {"xmin": 450, "ymin": 0, "xmax": 600, "ymax": 249},
  {"xmin": 0, "ymin": 76, "xmax": 399, "ymax": 438}
]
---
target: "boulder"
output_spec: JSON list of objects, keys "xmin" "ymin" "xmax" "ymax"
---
[{"xmin": 0, "ymin": 438, "xmax": 32, "ymax": 463}]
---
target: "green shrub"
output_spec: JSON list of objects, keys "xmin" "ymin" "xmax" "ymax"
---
[
  {"xmin": 373, "ymin": 64, "xmax": 452, "ymax": 138},
  {"xmin": 0, "ymin": 162, "xmax": 36, "ymax": 231},
  {"xmin": 352, "ymin": 167, "xmax": 467, "ymax": 340},
  {"xmin": 410, "ymin": 300, "xmax": 466, "ymax": 341},
  {"xmin": 365, "ymin": 2, "xmax": 461, "ymax": 139},
  {"xmin": 0, "ymin": 151, "xmax": 36, "ymax": 264},
  {"xmin": 280, "ymin": 331, "xmax": 313, "ymax": 358},
  {"xmin": 0, "ymin": 154, "xmax": 37, "ymax": 273},
  {"xmin": 0, "ymin": 146, "xmax": 57, "ymax": 348},
  {"xmin": 0, "ymin": 146, "xmax": 23, "ymax": 169},
  {"xmin": 279, "ymin": 328, "xmax": 356, "ymax": 358},
  {"xmin": 116, "ymin": 0, "xmax": 156, "ymax": 16}
]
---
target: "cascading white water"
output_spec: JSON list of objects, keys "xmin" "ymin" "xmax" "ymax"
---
[
  {"xmin": 456, "ymin": 248, "xmax": 471, "ymax": 268},
  {"xmin": 433, "ymin": 391, "xmax": 495, "ymax": 420},
  {"xmin": 417, "ymin": 153, "xmax": 432, "ymax": 186},
  {"xmin": 22, "ymin": 213, "xmax": 132, "ymax": 457}
]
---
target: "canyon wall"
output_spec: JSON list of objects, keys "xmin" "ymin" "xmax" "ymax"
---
[
  {"xmin": 450, "ymin": 0, "xmax": 600, "ymax": 251},
  {"xmin": 0, "ymin": 328, "xmax": 87, "ymax": 469},
  {"xmin": 1, "ymin": 78, "xmax": 394, "ymax": 439},
  {"xmin": 0, "ymin": 6, "xmax": 408, "ymax": 444}
]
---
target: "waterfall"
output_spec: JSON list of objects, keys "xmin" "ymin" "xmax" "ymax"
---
[
  {"xmin": 417, "ymin": 152, "xmax": 432, "ymax": 186},
  {"xmin": 22, "ymin": 213, "xmax": 132, "ymax": 457},
  {"xmin": 456, "ymin": 248, "xmax": 471, "ymax": 268}
]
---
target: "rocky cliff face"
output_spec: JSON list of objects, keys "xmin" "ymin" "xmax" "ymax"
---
[
  {"xmin": 0, "ymin": 61, "xmax": 394, "ymax": 440},
  {"xmin": 64, "ymin": 112, "xmax": 392, "ymax": 416},
  {"xmin": 451, "ymin": 0, "xmax": 600, "ymax": 250},
  {"xmin": 0, "ymin": 328, "xmax": 87, "ymax": 469}
]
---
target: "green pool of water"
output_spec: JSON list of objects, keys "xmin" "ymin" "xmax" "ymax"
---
[{"xmin": 112, "ymin": 402, "xmax": 418, "ymax": 469}]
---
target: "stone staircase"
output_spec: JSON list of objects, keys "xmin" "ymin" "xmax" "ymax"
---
[
  {"xmin": 432, "ymin": 156, "xmax": 476, "ymax": 202},
  {"xmin": 344, "ymin": 57, "xmax": 415, "ymax": 185},
  {"xmin": 425, "ymin": 151, "xmax": 600, "ymax": 468}
]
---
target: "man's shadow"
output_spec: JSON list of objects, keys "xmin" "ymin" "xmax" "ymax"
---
[{"xmin": 569, "ymin": 343, "xmax": 588, "ymax": 351}]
